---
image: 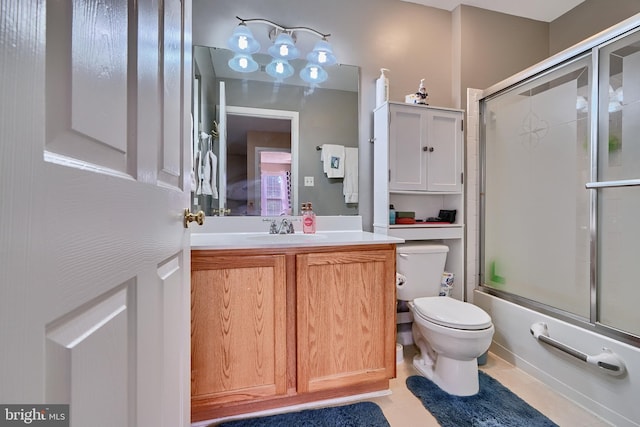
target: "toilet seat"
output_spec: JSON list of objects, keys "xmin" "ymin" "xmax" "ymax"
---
[{"xmin": 412, "ymin": 297, "xmax": 492, "ymax": 330}]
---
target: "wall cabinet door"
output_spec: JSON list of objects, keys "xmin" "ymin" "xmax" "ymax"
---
[
  {"xmin": 426, "ymin": 109, "xmax": 463, "ymax": 192},
  {"xmin": 389, "ymin": 104, "xmax": 429, "ymax": 191},
  {"xmin": 191, "ymin": 253, "xmax": 287, "ymax": 415},
  {"xmin": 296, "ymin": 249, "xmax": 396, "ymax": 394},
  {"xmin": 388, "ymin": 104, "xmax": 463, "ymax": 193}
]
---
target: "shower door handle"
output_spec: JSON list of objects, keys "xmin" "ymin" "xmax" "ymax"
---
[{"xmin": 585, "ymin": 178, "xmax": 640, "ymax": 189}]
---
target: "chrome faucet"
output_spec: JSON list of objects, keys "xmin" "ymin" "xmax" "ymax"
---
[
  {"xmin": 276, "ymin": 218, "xmax": 295, "ymax": 234},
  {"xmin": 264, "ymin": 218, "xmax": 295, "ymax": 234}
]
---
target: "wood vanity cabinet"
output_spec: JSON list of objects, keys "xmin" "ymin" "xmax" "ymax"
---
[
  {"xmin": 191, "ymin": 252, "xmax": 289, "ymax": 419},
  {"xmin": 191, "ymin": 244, "xmax": 396, "ymax": 422},
  {"xmin": 296, "ymin": 249, "xmax": 396, "ymax": 394}
]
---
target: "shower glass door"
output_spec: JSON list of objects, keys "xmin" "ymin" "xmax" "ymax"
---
[
  {"xmin": 481, "ymin": 54, "xmax": 592, "ymax": 318},
  {"xmin": 596, "ymin": 30, "xmax": 640, "ymax": 337}
]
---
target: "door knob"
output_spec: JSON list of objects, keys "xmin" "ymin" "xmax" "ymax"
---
[{"xmin": 183, "ymin": 208, "xmax": 205, "ymax": 228}]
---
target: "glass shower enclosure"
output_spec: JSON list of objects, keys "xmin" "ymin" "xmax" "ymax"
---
[{"xmin": 479, "ymin": 18, "xmax": 640, "ymax": 345}]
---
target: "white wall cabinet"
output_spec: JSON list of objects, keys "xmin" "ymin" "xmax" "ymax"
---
[
  {"xmin": 373, "ymin": 101, "xmax": 465, "ymax": 300},
  {"xmin": 386, "ymin": 103, "xmax": 463, "ymax": 192}
]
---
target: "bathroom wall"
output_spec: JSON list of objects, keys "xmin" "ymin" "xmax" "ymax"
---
[
  {"xmin": 550, "ymin": 0, "xmax": 640, "ymax": 55},
  {"xmin": 454, "ymin": 6, "xmax": 549, "ymax": 111}
]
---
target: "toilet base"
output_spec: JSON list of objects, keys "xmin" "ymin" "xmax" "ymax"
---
[{"xmin": 413, "ymin": 353, "xmax": 480, "ymax": 396}]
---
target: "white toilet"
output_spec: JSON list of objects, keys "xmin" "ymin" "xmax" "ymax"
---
[{"xmin": 396, "ymin": 243, "xmax": 494, "ymax": 396}]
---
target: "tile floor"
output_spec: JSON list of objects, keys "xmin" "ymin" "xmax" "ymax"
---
[{"xmin": 370, "ymin": 345, "xmax": 612, "ymax": 426}]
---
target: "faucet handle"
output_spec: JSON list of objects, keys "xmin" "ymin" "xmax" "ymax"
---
[{"xmin": 263, "ymin": 218, "xmax": 278, "ymax": 234}]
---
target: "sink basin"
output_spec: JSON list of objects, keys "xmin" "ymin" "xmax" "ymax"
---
[{"xmin": 248, "ymin": 233, "xmax": 328, "ymax": 243}]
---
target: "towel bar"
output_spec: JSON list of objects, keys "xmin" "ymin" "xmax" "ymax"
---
[{"xmin": 530, "ymin": 322, "xmax": 626, "ymax": 376}]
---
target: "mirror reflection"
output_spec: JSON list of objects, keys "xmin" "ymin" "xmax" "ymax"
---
[{"xmin": 192, "ymin": 46, "xmax": 360, "ymax": 217}]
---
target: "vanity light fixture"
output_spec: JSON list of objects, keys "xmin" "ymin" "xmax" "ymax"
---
[
  {"xmin": 268, "ymin": 32, "xmax": 300, "ymax": 61},
  {"xmin": 228, "ymin": 16, "xmax": 336, "ymax": 85},
  {"xmin": 227, "ymin": 22, "xmax": 261, "ymax": 73},
  {"xmin": 306, "ymin": 39, "xmax": 336, "ymax": 66},
  {"xmin": 300, "ymin": 62, "xmax": 328, "ymax": 84},
  {"xmin": 227, "ymin": 22, "xmax": 261, "ymax": 54},
  {"xmin": 228, "ymin": 53, "xmax": 259, "ymax": 73},
  {"xmin": 266, "ymin": 59, "xmax": 295, "ymax": 81}
]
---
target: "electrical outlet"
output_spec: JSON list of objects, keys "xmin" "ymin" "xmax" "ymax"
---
[{"xmin": 304, "ymin": 176, "xmax": 314, "ymax": 187}]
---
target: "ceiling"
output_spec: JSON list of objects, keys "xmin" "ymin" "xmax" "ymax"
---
[{"xmin": 400, "ymin": 0, "xmax": 586, "ymax": 22}]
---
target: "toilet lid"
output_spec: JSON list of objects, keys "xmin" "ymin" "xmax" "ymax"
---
[{"xmin": 412, "ymin": 297, "xmax": 492, "ymax": 330}]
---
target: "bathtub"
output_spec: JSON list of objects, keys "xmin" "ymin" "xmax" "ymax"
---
[{"xmin": 474, "ymin": 290, "xmax": 640, "ymax": 426}]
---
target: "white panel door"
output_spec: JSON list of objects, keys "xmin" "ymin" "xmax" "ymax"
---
[{"xmin": 0, "ymin": 1, "xmax": 192, "ymax": 426}]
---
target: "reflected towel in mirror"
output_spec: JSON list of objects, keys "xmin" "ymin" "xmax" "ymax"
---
[
  {"xmin": 320, "ymin": 144, "xmax": 345, "ymax": 178},
  {"xmin": 343, "ymin": 147, "xmax": 358, "ymax": 203}
]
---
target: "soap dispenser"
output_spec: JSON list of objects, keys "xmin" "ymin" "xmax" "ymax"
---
[
  {"xmin": 376, "ymin": 68, "xmax": 390, "ymax": 108},
  {"xmin": 302, "ymin": 202, "xmax": 316, "ymax": 234}
]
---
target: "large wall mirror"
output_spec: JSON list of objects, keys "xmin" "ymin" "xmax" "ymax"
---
[{"xmin": 192, "ymin": 46, "xmax": 360, "ymax": 217}]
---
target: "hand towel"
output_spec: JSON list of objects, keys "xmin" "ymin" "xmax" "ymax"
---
[
  {"xmin": 321, "ymin": 144, "xmax": 345, "ymax": 178},
  {"xmin": 201, "ymin": 150, "xmax": 218, "ymax": 199},
  {"xmin": 195, "ymin": 150, "xmax": 203, "ymax": 195},
  {"xmin": 190, "ymin": 114, "xmax": 198, "ymax": 191},
  {"xmin": 343, "ymin": 147, "xmax": 358, "ymax": 203}
]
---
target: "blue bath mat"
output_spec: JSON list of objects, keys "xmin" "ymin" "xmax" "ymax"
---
[
  {"xmin": 218, "ymin": 401, "xmax": 390, "ymax": 427},
  {"xmin": 406, "ymin": 371, "xmax": 558, "ymax": 426}
]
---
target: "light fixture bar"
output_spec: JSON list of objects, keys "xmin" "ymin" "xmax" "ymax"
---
[{"xmin": 236, "ymin": 16, "xmax": 331, "ymax": 39}]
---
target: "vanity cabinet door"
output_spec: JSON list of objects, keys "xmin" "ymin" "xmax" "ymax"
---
[
  {"xmin": 296, "ymin": 248, "xmax": 396, "ymax": 394},
  {"xmin": 191, "ymin": 252, "xmax": 287, "ymax": 418}
]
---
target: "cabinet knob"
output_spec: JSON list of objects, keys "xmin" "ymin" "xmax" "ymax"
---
[{"xmin": 423, "ymin": 146, "xmax": 434, "ymax": 152}]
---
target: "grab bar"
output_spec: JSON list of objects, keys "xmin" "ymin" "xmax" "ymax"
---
[
  {"xmin": 585, "ymin": 179, "xmax": 640, "ymax": 189},
  {"xmin": 530, "ymin": 322, "xmax": 626, "ymax": 376}
]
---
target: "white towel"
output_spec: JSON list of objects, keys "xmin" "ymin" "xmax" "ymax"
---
[
  {"xmin": 321, "ymin": 144, "xmax": 345, "ymax": 178},
  {"xmin": 201, "ymin": 150, "xmax": 218, "ymax": 199},
  {"xmin": 343, "ymin": 147, "xmax": 358, "ymax": 203},
  {"xmin": 195, "ymin": 150, "xmax": 203, "ymax": 195},
  {"xmin": 190, "ymin": 114, "xmax": 197, "ymax": 191}
]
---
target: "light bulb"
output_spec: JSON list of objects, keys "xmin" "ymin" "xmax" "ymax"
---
[
  {"xmin": 279, "ymin": 45, "xmax": 289, "ymax": 57},
  {"xmin": 317, "ymin": 52, "xmax": 327, "ymax": 64},
  {"xmin": 310, "ymin": 67, "xmax": 318, "ymax": 80},
  {"xmin": 239, "ymin": 57, "xmax": 248, "ymax": 69},
  {"xmin": 238, "ymin": 36, "xmax": 248, "ymax": 51}
]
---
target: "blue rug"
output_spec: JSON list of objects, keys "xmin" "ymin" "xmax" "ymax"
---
[
  {"xmin": 406, "ymin": 371, "xmax": 558, "ymax": 427},
  {"xmin": 218, "ymin": 401, "xmax": 390, "ymax": 427}
]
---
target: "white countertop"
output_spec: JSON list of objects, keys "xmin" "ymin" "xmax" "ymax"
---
[{"xmin": 190, "ymin": 215, "xmax": 404, "ymax": 250}]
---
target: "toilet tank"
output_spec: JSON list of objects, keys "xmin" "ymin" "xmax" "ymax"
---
[{"xmin": 396, "ymin": 243, "xmax": 449, "ymax": 301}]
